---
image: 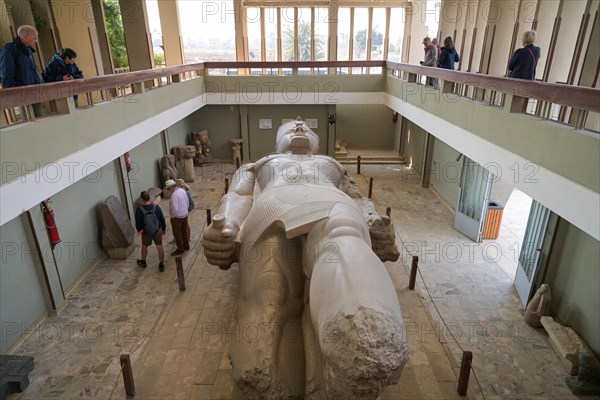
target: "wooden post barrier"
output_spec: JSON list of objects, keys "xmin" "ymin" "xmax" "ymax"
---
[
  {"xmin": 206, "ymin": 209, "xmax": 212, "ymax": 227},
  {"xmin": 357, "ymin": 155, "xmax": 361, "ymax": 175},
  {"xmin": 120, "ymin": 354, "xmax": 135, "ymax": 397},
  {"xmin": 457, "ymin": 351, "xmax": 473, "ymax": 395},
  {"xmin": 236, "ymin": 157, "xmax": 240, "ymax": 169},
  {"xmin": 409, "ymin": 255, "xmax": 418, "ymax": 290},
  {"xmin": 176, "ymin": 256, "xmax": 185, "ymax": 291},
  {"xmin": 386, "ymin": 207, "xmax": 391, "ymax": 217},
  {"xmin": 224, "ymin": 178, "xmax": 229, "ymax": 193},
  {"xmin": 368, "ymin": 177, "xmax": 374, "ymax": 199}
]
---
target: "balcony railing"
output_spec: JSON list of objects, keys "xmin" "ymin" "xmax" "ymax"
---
[{"xmin": 1, "ymin": 61, "xmax": 599, "ymax": 132}]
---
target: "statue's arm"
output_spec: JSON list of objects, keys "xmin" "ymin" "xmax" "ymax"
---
[
  {"xmin": 203, "ymin": 164, "xmax": 256, "ymax": 269},
  {"xmin": 216, "ymin": 164, "xmax": 256, "ymax": 229},
  {"xmin": 341, "ymin": 173, "xmax": 400, "ymax": 262}
]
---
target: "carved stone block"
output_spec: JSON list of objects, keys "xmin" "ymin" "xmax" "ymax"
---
[
  {"xmin": 0, "ymin": 354, "xmax": 34, "ymax": 397},
  {"xmin": 173, "ymin": 145, "xmax": 196, "ymax": 183},
  {"xmin": 540, "ymin": 316, "xmax": 591, "ymax": 375},
  {"xmin": 101, "ymin": 196, "xmax": 135, "ymax": 258}
]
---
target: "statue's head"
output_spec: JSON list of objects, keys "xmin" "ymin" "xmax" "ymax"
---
[{"xmin": 275, "ymin": 117, "xmax": 319, "ymax": 155}]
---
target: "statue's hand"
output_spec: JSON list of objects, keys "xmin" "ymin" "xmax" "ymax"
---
[{"xmin": 203, "ymin": 214, "xmax": 239, "ymax": 270}]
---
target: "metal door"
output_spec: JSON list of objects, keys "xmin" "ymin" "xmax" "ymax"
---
[
  {"xmin": 514, "ymin": 200, "xmax": 551, "ymax": 306},
  {"xmin": 453, "ymin": 157, "xmax": 493, "ymax": 242}
]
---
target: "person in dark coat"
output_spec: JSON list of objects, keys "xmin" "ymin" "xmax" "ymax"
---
[
  {"xmin": 0, "ymin": 25, "xmax": 42, "ymax": 116},
  {"xmin": 42, "ymin": 48, "xmax": 83, "ymax": 82},
  {"xmin": 438, "ymin": 36, "xmax": 460, "ymax": 70},
  {"xmin": 42, "ymin": 48, "xmax": 84, "ymax": 106},
  {"xmin": 508, "ymin": 30, "xmax": 541, "ymax": 80}
]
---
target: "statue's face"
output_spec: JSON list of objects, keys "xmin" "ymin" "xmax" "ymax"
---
[{"xmin": 275, "ymin": 125, "xmax": 319, "ymax": 154}]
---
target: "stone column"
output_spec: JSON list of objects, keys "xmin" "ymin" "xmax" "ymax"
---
[
  {"xmin": 438, "ymin": 0, "xmax": 459, "ymax": 42},
  {"xmin": 404, "ymin": 0, "xmax": 429, "ymax": 65},
  {"xmin": 91, "ymin": 0, "xmax": 114, "ymax": 74},
  {"xmin": 157, "ymin": 0, "xmax": 184, "ymax": 66},
  {"xmin": 119, "ymin": 0, "xmax": 154, "ymax": 71},
  {"xmin": 233, "ymin": 0, "xmax": 248, "ymax": 61},
  {"xmin": 328, "ymin": 0, "xmax": 338, "ymax": 71},
  {"xmin": 49, "ymin": 0, "xmax": 103, "ymax": 78}
]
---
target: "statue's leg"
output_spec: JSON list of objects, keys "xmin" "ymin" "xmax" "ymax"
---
[
  {"xmin": 231, "ymin": 224, "xmax": 305, "ymax": 400},
  {"xmin": 303, "ymin": 203, "xmax": 409, "ymax": 400}
]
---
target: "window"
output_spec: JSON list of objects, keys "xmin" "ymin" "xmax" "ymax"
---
[
  {"xmin": 337, "ymin": 8, "xmax": 350, "ymax": 61},
  {"xmin": 247, "ymin": 7, "xmax": 261, "ymax": 61},
  {"xmin": 264, "ymin": 7, "xmax": 278, "ymax": 61},
  {"xmin": 178, "ymin": 0, "xmax": 236, "ymax": 62},
  {"xmin": 281, "ymin": 6, "xmax": 295, "ymax": 61},
  {"xmin": 314, "ymin": 7, "xmax": 328, "ymax": 61},
  {"xmin": 353, "ymin": 8, "xmax": 368, "ymax": 61},
  {"xmin": 298, "ymin": 8, "xmax": 312, "ymax": 61},
  {"xmin": 388, "ymin": 8, "xmax": 405, "ymax": 62},
  {"xmin": 145, "ymin": 0, "xmax": 164, "ymax": 65},
  {"xmin": 371, "ymin": 8, "xmax": 386, "ymax": 60}
]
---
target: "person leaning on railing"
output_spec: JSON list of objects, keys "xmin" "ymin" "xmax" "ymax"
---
[
  {"xmin": 0, "ymin": 25, "xmax": 43, "ymax": 117},
  {"xmin": 42, "ymin": 48, "xmax": 84, "ymax": 106}
]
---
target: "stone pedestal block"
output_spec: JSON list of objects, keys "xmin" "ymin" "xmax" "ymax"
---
[
  {"xmin": 540, "ymin": 316, "xmax": 591, "ymax": 375},
  {"xmin": 101, "ymin": 196, "xmax": 135, "ymax": 259}
]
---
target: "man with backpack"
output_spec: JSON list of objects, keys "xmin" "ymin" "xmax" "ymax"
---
[{"xmin": 135, "ymin": 191, "xmax": 167, "ymax": 271}]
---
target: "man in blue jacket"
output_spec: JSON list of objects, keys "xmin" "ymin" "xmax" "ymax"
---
[{"xmin": 0, "ymin": 25, "xmax": 42, "ymax": 117}]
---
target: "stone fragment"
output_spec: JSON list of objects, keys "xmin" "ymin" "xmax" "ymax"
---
[
  {"xmin": 540, "ymin": 316, "xmax": 591, "ymax": 375},
  {"xmin": 566, "ymin": 352, "xmax": 600, "ymax": 395},
  {"xmin": 524, "ymin": 284, "xmax": 551, "ymax": 327},
  {"xmin": 173, "ymin": 145, "xmax": 196, "ymax": 182},
  {"xmin": 101, "ymin": 195, "xmax": 136, "ymax": 259}
]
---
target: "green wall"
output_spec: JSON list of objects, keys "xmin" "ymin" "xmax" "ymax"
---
[
  {"xmin": 336, "ymin": 104, "xmax": 396, "ymax": 148},
  {"xmin": 167, "ymin": 116, "xmax": 193, "ymax": 149},
  {"xmin": 45, "ymin": 162, "xmax": 123, "ymax": 290},
  {"xmin": 0, "ymin": 214, "xmax": 49, "ymax": 353},
  {"xmin": 404, "ymin": 120, "xmax": 427, "ymax": 175},
  {"xmin": 430, "ymin": 137, "xmax": 461, "ymax": 210},
  {"xmin": 247, "ymin": 105, "xmax": 329, "ymax": 159},
  {"xmin": 128, "ymin": 134, "xmax": 164, "ymax": 198},
  {"xmin": 544, "ymin": 221, "xmax": 600, "ymax": 357},
  {"xmin": 189, "ymin": 105, "xmax": 242, "ymax": 160}
]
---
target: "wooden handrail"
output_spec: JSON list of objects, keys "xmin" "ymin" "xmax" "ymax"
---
[
  {"xmin": 0, "ymin": 63, "xmax": 204, "ymax": 109},
  {"xmin": 386, "ymin": 61, "xmax": 600, "ymax": 113},
  {"xmin": 204, "ymin": 60, "xmax": 386, "ymax": 69},
  {"xmin": 1, "ymin": 60, "xmax": 598, "ymax": 114}
]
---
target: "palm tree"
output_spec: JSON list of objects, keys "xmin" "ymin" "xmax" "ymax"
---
[{"xmin": 282, "ymin": 20, "xmax": 325, "ymax": 61}]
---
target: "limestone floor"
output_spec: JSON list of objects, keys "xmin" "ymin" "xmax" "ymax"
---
[{"xmin": 7, "ymin": 162, "xmax": 596, "ymax": 400}]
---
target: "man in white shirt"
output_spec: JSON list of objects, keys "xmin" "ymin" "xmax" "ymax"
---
[{"xmin": 165, "ymin": 179, "xmax": 190, "ymax": 256}]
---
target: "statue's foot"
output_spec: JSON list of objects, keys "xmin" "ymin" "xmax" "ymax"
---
[
  {"xmin": 233, "ymin": 364, "xmax": 303, "ymax": 400},
  {"xmin": 319, "ymin": 306, "xmax": 409, "ymax": 399}
]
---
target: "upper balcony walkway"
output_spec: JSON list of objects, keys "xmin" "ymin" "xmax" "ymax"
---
[{"xmin": 1, "ymin": 61, "xmax": 599, "ymax": 240}]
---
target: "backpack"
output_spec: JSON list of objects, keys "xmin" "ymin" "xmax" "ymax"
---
[
  {"xmin": 186, "ymin": 190, "xmax": 195, "ymax": 212},
  {"xmin": 141, "ymin": 205, "xmax": 160, "ymax": 235}
]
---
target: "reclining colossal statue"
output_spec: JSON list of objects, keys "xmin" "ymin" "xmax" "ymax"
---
[{"xmin": 203, "ymin": 118, "xmax": 409, "ymax": 399}]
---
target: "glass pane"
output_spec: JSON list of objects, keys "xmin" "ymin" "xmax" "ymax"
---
[
  {"xmin": 298, "ymin": 8, "xmax": 312, "ymax": 61},
  {"xmin": 337, "ymin": 8, "xmax": 350, "ymax": 61},
  {"xmin": 388, "ymin": 8, "xmax": 405, "ymax": 62},
  {"xmin": 314, "ymin": 6, "xmax": 328, "ymax": 61},
  {"xmin": 371, "ymin": 8, "xmax": 386, "ymax": 60},
  {"xmin": 426, "ymin": 0, "xmax": 440, "ymax": 39},
  {"xmin": 353, "ymin": 8, "xmax": 368, "ymax": 60},
  {"xmin": 247, "ymin": 7, "xmax": 261, "ymax": 61},
  {"xmin": 264, "ymin": 7, "xmax": 278, "ymax": 61},
  {"xmin": 281, "ymin": 7, "xmax": 295, "ymax": 61},
  {"xmin": 179, "ymin": 0, "xmax": 236, "ymax": 62}
]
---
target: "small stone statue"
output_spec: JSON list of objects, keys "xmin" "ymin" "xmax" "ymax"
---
[
  {"xmin": 566, "ymin": 352, "xmax": 600, "ymax": 395},
  {"xmin": 524, "ymin": 284, "xmax": 551, "ymax": 327},
  {"xmin": 173, "ymin": 145, "xmax": 196, "ymax": 183},
  {"xmin": 230, "ymin": 138, "xmax": 243, "ymax": 166},
  {"xmin": 160, "ymin": 155, "xmax": 178, "ymax": 199},
  {"xmin": 191, "ymin": 130, "xmax": 213, "ymax": 165}
]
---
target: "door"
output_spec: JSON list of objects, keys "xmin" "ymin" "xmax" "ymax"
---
[
  {"xmin": 453, "ymin": 156, "xmax": 493, "ymax": 242},
  {"xmin": 514, "ymin": 200, "xmax": 551, "ymax": 306}
]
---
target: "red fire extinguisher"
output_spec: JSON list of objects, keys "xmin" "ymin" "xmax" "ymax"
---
[
  {"xmin": 124, "ymin": 152, "xmax": 133, "ymax": 172},
  {"xmin": 41, "ymin": 199, "xmax": 61, "ymax": 246}
]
